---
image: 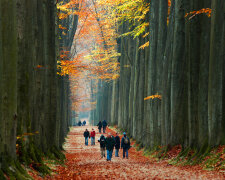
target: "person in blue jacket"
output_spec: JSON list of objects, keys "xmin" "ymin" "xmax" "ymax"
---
[
  {"xmin": 83, "ymin": 120, "xmax": 86, "ymax": 126},
  {"xmin": 121, "ymin": 132, "xmax": 130, "ymax": 159}
]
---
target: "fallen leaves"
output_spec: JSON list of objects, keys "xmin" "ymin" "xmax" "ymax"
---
[{"xmin": 28, "ymin": 126, "xmax": 225, "ymax": 180}]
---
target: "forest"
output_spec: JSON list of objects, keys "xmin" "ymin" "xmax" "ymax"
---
[
  {"xmin": 0, "ymin": 0, "xmax": 225, "ymax": 179},
  {"xmin": 91, "ymin": 0, "xmax": 225, "ymax": 149}
]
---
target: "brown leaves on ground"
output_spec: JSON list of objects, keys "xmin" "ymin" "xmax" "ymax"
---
[{"xmin": 35, "ymin": 126, "xmax": 225, "ymax": 180}]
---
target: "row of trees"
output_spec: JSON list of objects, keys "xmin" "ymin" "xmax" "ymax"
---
[
  {"xmin": 92, "ymin": 0, "xmax": 225, "ymax": 150},
  {"xmin": 0, "ymin": 0, "xmax": 76, "ymax": 178}
]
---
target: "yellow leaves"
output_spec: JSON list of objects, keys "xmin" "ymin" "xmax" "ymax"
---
[
  {"xmin": 185, "ymin": 8, "xmax": 212, "ymax": 20},
  {"xmin": 124, "ymin": 64, "xmax": 130, "ymax": 68},
  {"xmin": 144, "ymin": 94, "xmax": 162, "ymax": 101},
  {"xmin": 62, "ymin": 32, "xmax": 67, "ymax": 35},
  {"xmin": 120, "ymin": 22, "xmax": 149, "ymax": 39},
  {"xmin": 139, "ymin": 41, "xmax": 149, "ymax": 50},
  {"xmin": 112, "ymin": 74, "xmax": 120, "ymax": 80},
  {"xmin": 111, "ymin": 0, "xmax": 150, "ymax": 38},
  {"xmin": 57, "ymin": 0, "xmax": 79, "ymax": 20},
  {"xmin": 142, "ymin": 32, "xmax": 149, "ymax": 38}
]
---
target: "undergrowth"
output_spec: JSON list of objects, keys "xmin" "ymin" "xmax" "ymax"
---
[
  {"xmin": 146, "ymin": 144, "xmax": 225, "ymax": 171},
  {"xmin": 1, "ymin": 139, "xmax": 66, "ymax": 179},
  {"xmin": 110, "ymin": 126, "xmax": 225, "ymax": 172}
]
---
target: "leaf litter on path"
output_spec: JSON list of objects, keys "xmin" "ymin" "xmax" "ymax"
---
[{"xmin": 40, "ymin": 126, "xmax": 225, "ymax": 180}]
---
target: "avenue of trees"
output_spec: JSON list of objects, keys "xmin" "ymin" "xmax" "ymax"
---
[
  {"xmin": 0, "ymin": 0, "xmax": 77, "ymax": 178},
  {"xmin": 92, "ymin": 0, "xmax": 225, "ymax": 151},
  {"xmin": 0, "ymin": 0, "xmax": 224, "ymax": 178}
]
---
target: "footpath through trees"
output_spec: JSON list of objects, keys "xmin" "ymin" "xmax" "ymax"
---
[{"xmin": 32, "ymin": 126, "xmax": 225, "ymax": 179}]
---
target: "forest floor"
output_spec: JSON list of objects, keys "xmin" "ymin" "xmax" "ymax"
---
[{"xmin": 31, "ymin": 126, "xmax": 225, "ymax": 180}]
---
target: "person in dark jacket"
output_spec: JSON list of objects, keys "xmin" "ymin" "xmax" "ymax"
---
[
  {"xmin": 97, "ymin": 121, "xmax": 102, "ymax": 133},
  {"xmin": 115, "ymin": 132, "xmax": 120, "ymax": 157},
  {"xmin": 102, "ymin": 120, "xmax": 107, "ymax": 133},
  {"xmin": 121, "ymin": 132, "xmax": 130, "ymax": 159},
  {"xmin": 105, "ymin": 133, "xmax": 115, "ymax": 161},
  {"xmin": 83, "ymin": 129, "xmax": 90, "ymax": 145},
  {"xmin": 98, "ymin": 134, "xmax": 106, "ymax": 158}
]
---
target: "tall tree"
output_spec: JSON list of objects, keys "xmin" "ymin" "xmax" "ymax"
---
[{"xmin": 0, "ymin": 0, "xmax": 18, "ymax": 164}]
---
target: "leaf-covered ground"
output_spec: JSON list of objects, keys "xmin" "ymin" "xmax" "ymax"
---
[{"xmin": 37, "ymin": 126, "xmax": 225, "ymax": 179}]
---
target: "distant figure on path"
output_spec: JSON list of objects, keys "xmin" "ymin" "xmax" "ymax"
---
[
  {"xmin": 83, "ymin": 129, "xmax": 90, "ymax": 146},
  {"xmin": 121, "ymin": 132, "xmax": 130, "ymax": 159},
  {"xmin": 102, "ymin": 120, "xmax": 107, "ymax": 133},
  {"xmin": 97, "ymin": 121, "xmax": 102, "ymax": 133},
  {"xmin": 90, "ymin": 128, "xmax": 96, "ymax": 145},
  {"xmin": 115, "ymin": 132, "xmax": 120, "ymax": 157},
  {"xmin": 78, "ymin": 121, "xmax": 82, "ymax": 126},
  {"xmin": 83, "ymin": 120, "xmax": 86, "ymax": 126},
  {"xmin": 105, "ymin": 133, "xmax": 115, "ymax": 161},
  {"xmin": 98, "ymin": 134, "xmax": 106, "ymax": 158}
]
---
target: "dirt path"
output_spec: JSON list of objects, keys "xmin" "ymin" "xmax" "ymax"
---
[{"xmin": 45, "ymin": 126, "xmax": 225, "ymax": 180}]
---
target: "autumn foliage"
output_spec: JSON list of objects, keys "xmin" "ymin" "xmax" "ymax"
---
[
  {"xmin": 57, "ymin": 0, "xmax": 211, "ymax": 113},
  {"xmin": 144, "ymin": 94, "xmax": 162, "ymax": 101},
  {"xmin": 185, "ymin": 8, "xmax": 212, "ymax": 19}
]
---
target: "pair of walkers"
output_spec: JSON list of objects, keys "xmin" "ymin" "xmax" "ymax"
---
[
  {"xmin": 83, "ymin": 128, "xmax": 96, "ymax": 146},
  {"xmin": 98, "ymin": 132, "xmax": 115, "ymax": 161},
  {"xmin": 97, "ymin": 120, "xmax": 107, "ymax": 133},
  {"xmin": 98, "ymin": 132, "xmax": 130, "ymax": 161}
]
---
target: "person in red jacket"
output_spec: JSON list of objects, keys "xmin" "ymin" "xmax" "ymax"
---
[{"xmin": 90, "ymin": 128, "xmax": 96, "ymax": 145}]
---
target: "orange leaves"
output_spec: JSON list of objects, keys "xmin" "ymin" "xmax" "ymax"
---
[
  {"xmin": 57, "ymin": 0, "xmax": 121, "ymax": 114},
  {"xmin": 66, "ymin": 0, "xmax": 121, "ymax": 80},
  {"xmin": 167, "ymin": 0, "xmax": 171, "ymax": 25},
  {"xmin": 168, "ymin": 0, "xmax": 171, "ymax": 7},
  {"xmin": 139, "ymin": 41, "xmax": 149, "ymax": 50},
  {"xmin": 36, "ymin": 65, "xmax": 43, "ymax": 68},
  {"xmin": 59, "ymin": 24, "xmax": 67, "ymax": 30},
  {"xmin": 57, "ymin": 59, "xmax": 88, "ymax": 76},
  {"xmin": 185, "ymin": 8, "xmax": 212, "ymax": 20},
  {"xmin": 144, "ymin": 94, "xmax": 162, "ymax": 101}
]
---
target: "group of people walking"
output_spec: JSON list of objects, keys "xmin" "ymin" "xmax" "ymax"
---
[
  {"xmin": 99, "ymin": 132, "xmax": 131, "ymax": 161},
  {"xmin": 83, "ymin": 124, "xmax": 131, "ymax": 161}
]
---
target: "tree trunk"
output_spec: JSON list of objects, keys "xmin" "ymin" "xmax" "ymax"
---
[
  {"xmin": 0, "ymin": 0, "xmax": 18, "ymax": 161},
  {"xmin": 170, "ymin": 0, "xmax": 187, "ymax": 146},
  {"xmin": 208, "ymin": 0, "xmax": 225, "ymax": 145}
]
